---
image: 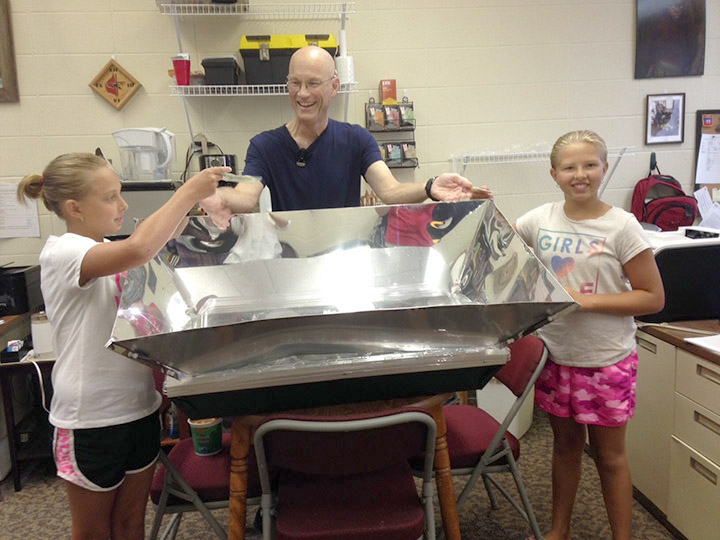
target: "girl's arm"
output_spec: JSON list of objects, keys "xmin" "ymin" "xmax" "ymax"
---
[
  {"xmin": 566, "ymin": 248, "xmax": 665, "ymax": 316},
  {"xmin": 79, "ymin": 166, "xmax": 229, "ymax": 285}
]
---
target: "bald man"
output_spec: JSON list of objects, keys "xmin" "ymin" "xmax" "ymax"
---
[{"xmin": 201, "ymin": 46, "xmax": 490, "ymax": 226}]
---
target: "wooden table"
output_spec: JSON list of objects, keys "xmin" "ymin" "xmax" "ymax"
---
[{"xmin": 226, "ymin": 393, "xmax": 461, "ymax": 540}]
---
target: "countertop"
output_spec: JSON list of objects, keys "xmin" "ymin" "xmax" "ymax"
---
[{"xmin": 637, "ymin": 319, "xmax": 720, "ymax": 366}]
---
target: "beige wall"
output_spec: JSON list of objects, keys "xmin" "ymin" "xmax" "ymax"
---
[{"xmin": 1, "ymin": 0, "xmax": 719, "ymax": 267}]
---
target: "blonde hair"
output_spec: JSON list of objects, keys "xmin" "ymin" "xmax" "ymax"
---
[
  {"xmin": 16, "ymin": 153, "xmax": 107, "ymax": 218},
  {"xmin": 550, "ymin": 130, "xmax": 608, "ymax": 169}
]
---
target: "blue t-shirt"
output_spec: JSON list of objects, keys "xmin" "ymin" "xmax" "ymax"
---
[{"xmin": 242, "ymin": 119, "xmax": 382, "ymax": 211}]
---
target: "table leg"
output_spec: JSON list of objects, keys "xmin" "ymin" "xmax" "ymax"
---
[
  {"xmin": 229, "ymin": 417, "xmax": 251, "ymax": 540},
  {"xmin": 433, "ymin": 409, "xmax": 462, "ymax": 540}
]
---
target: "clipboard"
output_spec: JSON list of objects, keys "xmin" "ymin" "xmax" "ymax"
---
[{"xmin": 693, "ymin": 109, "xmax": 720, "ymax": 201}]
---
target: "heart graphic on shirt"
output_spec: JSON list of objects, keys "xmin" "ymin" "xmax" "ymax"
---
[{"xmin": 551, "ymin": 256, "xmax": 575, "ymax": 279}]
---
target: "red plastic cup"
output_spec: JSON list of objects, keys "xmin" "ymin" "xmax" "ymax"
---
[{"xmin": 172, "ymin": 56, "xmax": 191, "ymax": 86}]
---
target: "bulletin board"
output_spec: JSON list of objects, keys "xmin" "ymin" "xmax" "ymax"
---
[{"xmin": 694, "ymin": 109, "xmax": 720, "ymax": 201}]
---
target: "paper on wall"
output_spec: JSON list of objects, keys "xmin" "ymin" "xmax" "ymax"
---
[
  {"xmin": 0, "ymin": 184, "xmax": 40, "ymax": 238},
  {"xmin": 694, "ymin": 186, "xmax": 720, "ymax": 229},
  {"xmin": 695, "ymin": 133, "xmax": 720, "ymax": 185}
]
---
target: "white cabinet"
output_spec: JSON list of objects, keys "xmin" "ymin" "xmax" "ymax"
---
[
  {"xmin": 628, "ymin": 327, "xmax": 720, "ymax": 540},
  {"xmin": 627, "ymin": 330, "xmax": 676, "ymax": 514},
  {"xmin": 667, "ymin": 350, "xmax": 720, "ymax": 540}
]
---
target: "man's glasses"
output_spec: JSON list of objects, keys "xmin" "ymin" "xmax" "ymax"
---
[{"xmin": 286, "ymin": 76, "xmax": 335, "ymax": 91}]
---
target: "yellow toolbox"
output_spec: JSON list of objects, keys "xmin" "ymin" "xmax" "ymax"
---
[{"xmin": 239, "ymin": 34, "xmax": 337, "ymax": 85}]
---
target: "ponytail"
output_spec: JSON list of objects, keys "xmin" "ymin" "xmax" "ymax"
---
[{"xmin": 16, "ymin": 174, "xmax": 46, "ymax": 208}]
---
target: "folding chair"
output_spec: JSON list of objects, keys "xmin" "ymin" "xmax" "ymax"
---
[
  {"xmin": 415, "ymin": 335, "xmax": 547, "ymax": 539},
  {"xmin": 148, "ymin": 373, "xmax": 261, "ymax": 540},
  {"xmin": 254, "ymin": 407, "xmax": 438, "ymax": 540}
]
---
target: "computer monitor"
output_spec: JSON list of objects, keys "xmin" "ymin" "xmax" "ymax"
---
[{"xmin": 637, "ymin": 244, "xmax": 720, "ymax": 323}]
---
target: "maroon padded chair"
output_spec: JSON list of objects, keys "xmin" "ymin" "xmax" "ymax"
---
[
  {"xmin": 148, "ymin": 373, "xmax": 262, "ymax": 540},
  {"xmin": 413, "ymin": 334, "xmax": 547, "ymax": 540},
  {"xmin": 253, "ymin": 407, "xmax": 438, "ymax": 540}
]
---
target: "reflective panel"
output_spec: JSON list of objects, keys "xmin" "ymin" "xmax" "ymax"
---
[{"xmin": 107, "ymin": 200, "xmax": 575, "ymax": 394}]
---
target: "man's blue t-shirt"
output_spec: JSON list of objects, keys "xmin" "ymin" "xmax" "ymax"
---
[{"xmin": 242, "ymin": 119, "xmax": 382, "ymax": 211}]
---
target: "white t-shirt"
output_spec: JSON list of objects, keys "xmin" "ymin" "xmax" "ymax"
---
[
  {"xmin": 515, "ymin": 202, "xmax": 650, "ymax": 368},
  {"xmin": 40, "ymin": 233, "xmax": 161, "ymax": 429}
]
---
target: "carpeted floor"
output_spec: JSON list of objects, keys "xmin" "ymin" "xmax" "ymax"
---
[{"xmin": 0, "ymin": 409, "xmax": 679, "ymax": 540}]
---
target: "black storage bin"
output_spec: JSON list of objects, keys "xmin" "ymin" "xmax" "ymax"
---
[
  {"xmin": 0, "ymin": 266, "xmax": 43, "ymax": 316},
  {"xmin": 201, "ymin": 57, "xmax": 241, "ymax": 85}
]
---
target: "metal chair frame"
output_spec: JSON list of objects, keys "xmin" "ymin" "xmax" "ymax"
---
[
  {"xmin": 254, "ymin": 410, "xmax": 438, "ymax": 540},
  {"xmin": 149, "ymin": 441, "xmax": 261, "ymax": 540},
  {"xmin": 451, "ymin": 340, "xmax": 548, "ymax": 540}
]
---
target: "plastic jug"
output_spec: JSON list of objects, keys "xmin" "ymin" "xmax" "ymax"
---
[{"xmin": 112, "ymin": 128, "xmax": 175, "ymax": 182}]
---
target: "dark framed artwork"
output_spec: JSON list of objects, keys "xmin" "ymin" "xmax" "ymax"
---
[
  {"xmin": 646, "ymin": 93, "xmax": 685, "ymax": 145},
  {"xmin": 0, "ymin": 0, "xmax": 19, "ymax": 102},
  {"xmin": 635, "ymin": 0, "xmax": 706, "ymax": 79}
]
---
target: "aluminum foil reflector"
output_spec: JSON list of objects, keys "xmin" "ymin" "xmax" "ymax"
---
[{"xmin": 107, "ymin": 200, "xmax": 575, "ymax": 394}]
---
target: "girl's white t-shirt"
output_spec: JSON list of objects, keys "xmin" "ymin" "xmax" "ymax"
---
[
  {"xmin": 40, "ymin": 233, "xmax": 161, "ymax": 429},
  {"xmin": 516, "ymin": 202, "xmax": 651, "ymax": 368}
]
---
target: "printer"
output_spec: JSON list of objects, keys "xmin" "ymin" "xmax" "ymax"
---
[
  {"xmin": 0, "ymin": 266, "xmax": 43, "ymax": 316},
  {"xmin": 638, "ymin": 226, "xmax": 720, "ymax": 323}
]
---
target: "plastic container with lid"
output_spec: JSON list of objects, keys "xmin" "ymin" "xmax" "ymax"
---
[
  {"xmin": 30, "ymin": 311, "xmax": 53, "ymax": 359},
  {"xmin": 201, "ymin": 57, "xmax": 241, "ymax": 85}
]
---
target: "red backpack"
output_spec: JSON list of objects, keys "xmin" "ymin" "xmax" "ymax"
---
[{"xmin": 630, "ymin": 174, "xmax": 698, "ymax": 231}]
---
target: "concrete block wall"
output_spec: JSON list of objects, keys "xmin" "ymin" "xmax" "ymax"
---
[{"xmin": 1, "ymin": 0, "xmax": 719, "ymax": 266}]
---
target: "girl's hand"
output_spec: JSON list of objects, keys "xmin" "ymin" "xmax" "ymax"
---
[
  {"xmin": 185, "ymin": 166, "xmax": 230, "ymax": 201},
  {"xmin": 471, "ymin": 185, "xmax": 493, "ymax": 200},
  {"xmin": 565, "ymin": 286, "xmax": 586, "ymax": 308}
]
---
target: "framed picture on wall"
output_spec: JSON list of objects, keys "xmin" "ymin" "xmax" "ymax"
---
[
  {"xmin": 635, "ymin": 0, "xmax": 706, "ymax": 79},
  {"xmin": 646, "ymin": 93, "xmax": 685, "ymax": 145},
  {"xmin": 0, "ymin": 0, "xmax": 19, "ymax": 102}
]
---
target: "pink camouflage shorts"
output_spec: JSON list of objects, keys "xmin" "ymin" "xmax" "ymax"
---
[{"xmin": 534, "ymin": 350, "xmax": 639, "ymax": 427}]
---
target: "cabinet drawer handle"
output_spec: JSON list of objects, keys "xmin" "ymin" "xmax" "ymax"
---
[
  {"xmin": 694, "ymin": 411, "xmax": 720, "ymax": 437},
  {"xmin": 697, "ymin": 364, "xmax": 720, "ymax": 387},
  {"xmin": 636, "ymin": 337, "xmax": 656, "ymax": 354},
  {"xmin": 690, "ymin": 457, "xmax": 718, "ymax": 485}
]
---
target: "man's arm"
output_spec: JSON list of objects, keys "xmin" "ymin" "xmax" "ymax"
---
[
  {"xmin": 364, "ymin": 161, "xmax": 492, "ymax": 204},
  {"xmin": 199, "ymin": 182, "xmax": 264, "ymax": 229}
]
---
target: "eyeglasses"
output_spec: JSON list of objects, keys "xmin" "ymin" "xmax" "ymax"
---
[{"xmin": 286, "ymin": 76, "xmax": 335, "ymax": 91}]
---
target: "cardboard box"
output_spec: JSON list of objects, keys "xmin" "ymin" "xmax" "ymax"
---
[{"xmin": 380, "ymin": 79, "xmax": 397, "ymax": 104}]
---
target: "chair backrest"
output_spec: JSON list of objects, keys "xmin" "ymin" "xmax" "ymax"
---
[
  {"xmin": 496, "ymin": 335, "xmax": 547, "ymax": 397},
  {"xmin": 475, "ymin": 335, "xmax": 548, "ymax": 470},
  {"xmin": 254, "ymin": 407, "xmax": 436, "ymax": 484}
]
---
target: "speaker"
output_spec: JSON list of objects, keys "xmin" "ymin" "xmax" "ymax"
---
[{"xmin": 199, "ymin": 154, "xmax": 237, "ymax": 174}]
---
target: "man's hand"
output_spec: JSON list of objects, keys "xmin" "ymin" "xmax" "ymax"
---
[
  {"xmin": 432, "ymin": 173, "xmax": 493, "ymax": 202},
  {"xmin": 199, "ymin": 191, "xmax": 233, "ymax": 229}
]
